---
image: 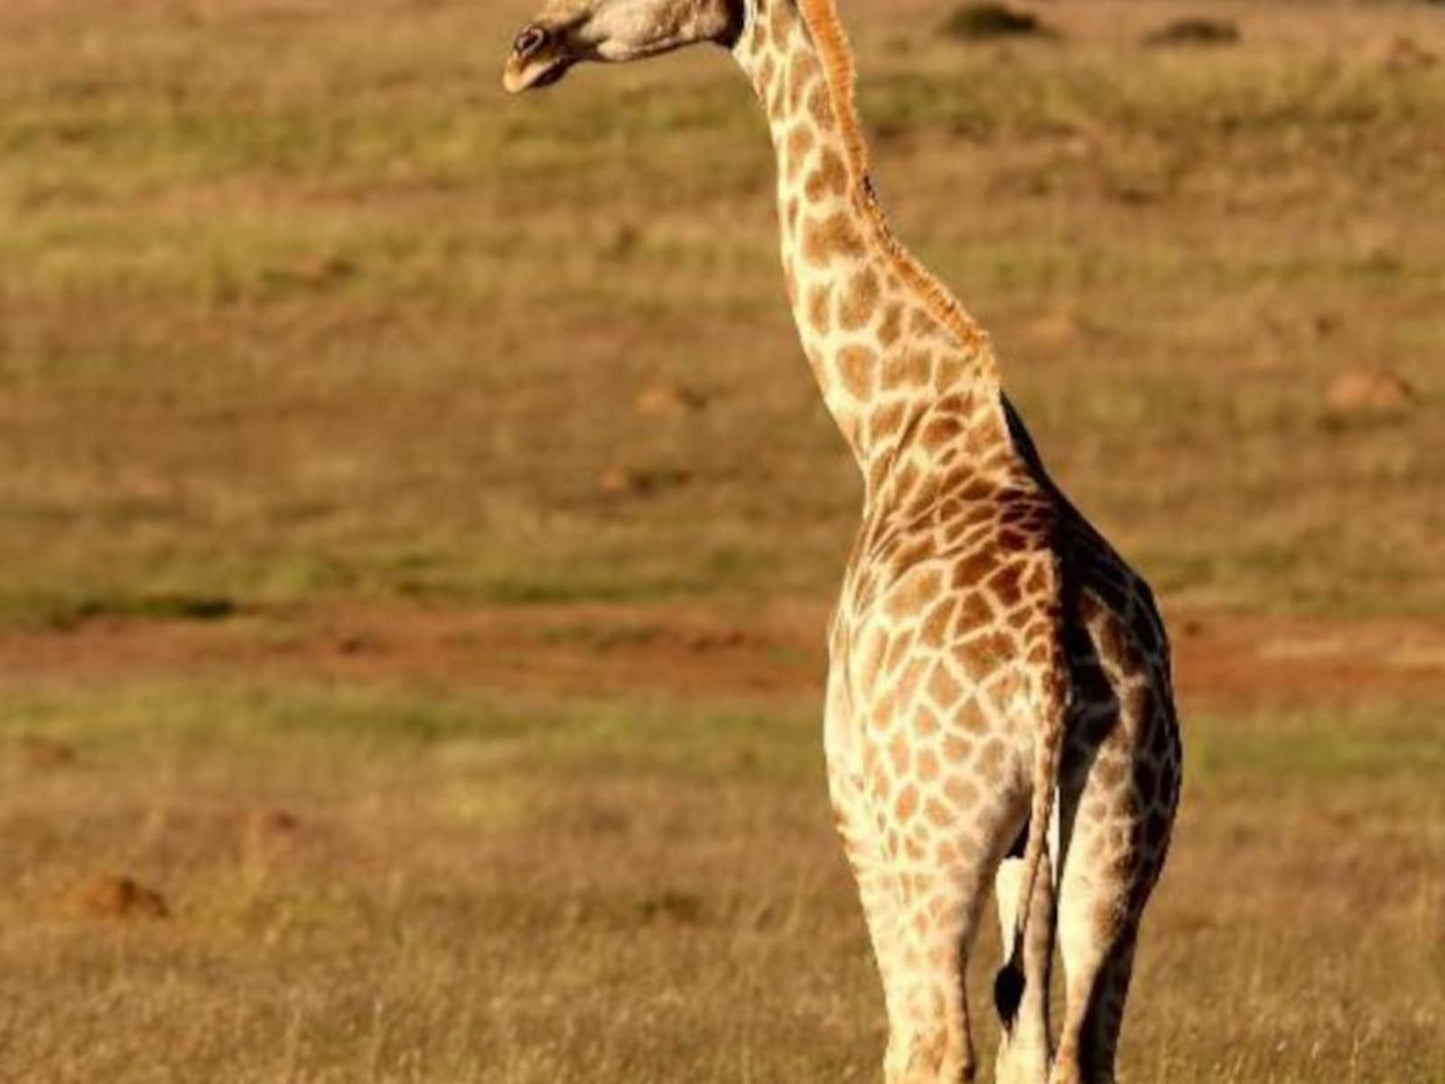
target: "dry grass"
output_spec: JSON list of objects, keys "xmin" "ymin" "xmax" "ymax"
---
[
  {"xmin": 1, "ymin": 0, "xmax": 1443, "ymax": 1080},
  {"xmin": 1, "ymin": 685, "xmax": 1441, "ymax": 1083}
]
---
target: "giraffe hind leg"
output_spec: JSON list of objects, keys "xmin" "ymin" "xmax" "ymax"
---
[
  {"xmin": 994, "ymin": 842, "xmax": 1056, "ymax": 1084},
  {"xmin": 833, "ymin": 776, "xmax": 984, "ymax": 1084},
  {"xmin": 1051, "ymin": 908, "xmax": 1137, "ymax": 1084},
  {"xmin": 881, "ymin": 859, "xmax": 991, "ymax": 1084},
  {"xmin": 878, "ymin": 793, "xmax": 1039, "ymax": 1084},
  {"xmin": 829, "ymin": 769, "xmax": 911, "ymax": 1076},
  {"xmin": 1048, "ymin": 795, "xmax": 1155, "ymax": 1084}
]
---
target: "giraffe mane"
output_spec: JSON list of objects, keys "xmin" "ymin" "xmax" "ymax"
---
[{"xmin": 793, "ymin": 0, "xmax": 994, "ymax": 365}]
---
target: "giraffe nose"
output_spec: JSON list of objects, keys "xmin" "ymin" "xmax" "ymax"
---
[{"xmin": 513, "ymin": 25, "xmax": 549, "ymax": 60}]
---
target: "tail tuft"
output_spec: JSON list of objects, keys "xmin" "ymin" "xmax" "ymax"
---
[{"xmin": 994, "ymin": 957, "xmax": 1025, "ymax": 1029}]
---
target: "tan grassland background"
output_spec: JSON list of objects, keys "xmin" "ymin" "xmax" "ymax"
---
[{"xmin": 0, "ymin": 0, "xmax": 1441, "ymax": 1081}]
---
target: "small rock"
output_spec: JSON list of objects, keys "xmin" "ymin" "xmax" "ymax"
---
[
  {"xmin": 636, "ymin": 890, "xmax": 705, "ymax": 926},
  {"xmin": 249, "ymin": 808, "xmax": 301, "ymax": 835},
  {"xmin": 289, "ymin": 253, "xmax": 356, "ymax": 288},
  {"xmin": 597, "ymin": 467, "xmax": 636, "ymax": 497},
  {"xmin": 69, "ymin": 875, "xmax": 169, "ymax": 919},
  {"xmin": 18, "ymin": 736, "xmax": 77, "ymax": 769},
  {"xmin": 635, "ymin": 383, "xmax": 708, "ymax": 417},
  {"xmin": 336, "ymin": 633, "xmax": 382, "ymax": 656},
  {"xmin": 687, "ymin": 630, "xmax": 748, "ymax": 652},
  {"xmin": 1145, "ymin": 18, "xmax": 1241, "ymax": 47},
  {"xmin": 1370, "ymin": 37, "xmax": 1437, "ymax": 73},
  {"xmin": 1325, "ymin": 370, "xmax": 1417, "ymax": 418},
  {"xmin": 604, "ymin": 223, "xmax": 642, "ymax": 260},
  {"xmin": 597, "ymin": 467, "xmax": 692, "ymax": 498},
  {"xmin": 729, "ymin": 748, "xmax": 761, "ymax": 772},
  {"xmin": 942, "ymin": 3, "xmax": 1056, "ymax": 42}
]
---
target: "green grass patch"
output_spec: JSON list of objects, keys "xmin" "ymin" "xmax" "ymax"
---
[{"xmin": 0, "ymin": 681, "xmax": 824, "ymax": 782}]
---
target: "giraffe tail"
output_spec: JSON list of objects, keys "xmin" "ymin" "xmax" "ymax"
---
[{"xmin": 994, "ymin": 668, "xmax": 1067, "ymax": 1030}]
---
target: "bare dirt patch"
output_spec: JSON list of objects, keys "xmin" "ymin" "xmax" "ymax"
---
[
  {"xmin": 2, "ymin": 601, "xmax": 1443, "ymax": 711},
  {"xmin": 1171, "ymin": 611, "xmax": 1445, "ymax": 708}
]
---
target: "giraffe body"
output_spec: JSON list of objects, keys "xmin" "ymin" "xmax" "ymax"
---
[{"xmin": 504, "ymin": 2, "xmax": 1182, "ymax": 1081}]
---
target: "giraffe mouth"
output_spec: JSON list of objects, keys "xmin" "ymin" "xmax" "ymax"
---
[{"xmin": 503, "ymin": 53, "xmax": 576, "ymax": 94}]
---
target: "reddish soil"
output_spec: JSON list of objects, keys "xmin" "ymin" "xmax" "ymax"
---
[{"xmin": 2, "ymin": 601, "xmax": 1444, "ymax": 711}]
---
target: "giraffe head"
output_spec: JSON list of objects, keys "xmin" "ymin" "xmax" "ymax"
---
[{"xmin": 503, "ymin": 0, "xmax": 745, "ymax": 93}]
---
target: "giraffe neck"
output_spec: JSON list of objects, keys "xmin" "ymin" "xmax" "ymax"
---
[{"xmin": 731, "ymin": 0, "xmax": 1006, "ymax": 496}]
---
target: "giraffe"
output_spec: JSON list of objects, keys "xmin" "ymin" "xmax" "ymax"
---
[{"xmin": 503, "ymin": 2, "xmax": 1182, "ymax": 1082}]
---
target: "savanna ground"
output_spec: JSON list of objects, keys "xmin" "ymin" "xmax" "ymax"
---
[{"xmin": 1, "ymin": 0, "xmax": 1443, "ymax": 1080}]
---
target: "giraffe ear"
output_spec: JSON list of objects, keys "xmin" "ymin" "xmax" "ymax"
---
[{"xmin": 504, "ymin": 17, "xmax": 582, "ymax": 93}]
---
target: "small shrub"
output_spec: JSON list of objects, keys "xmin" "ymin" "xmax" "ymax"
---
[
  {"xmin": 942, "ymin": 3, "xmax": 1054, "ymax": 42},
  {"xmin": 1145, "ymin": 18, "xmax": 1242, "ymax": 47}
]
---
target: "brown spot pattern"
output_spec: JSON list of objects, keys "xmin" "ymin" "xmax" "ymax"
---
[
  {"xmin": 801, "ymin": 212, "xmax": 866, "ymax": 267},
  {"xmin": 838, "ymin": 266, "xmax": 881, "ymax": 330},
  {"xmin": 836, "ymin": 345, "xmax": 875, "ymax": 399}
]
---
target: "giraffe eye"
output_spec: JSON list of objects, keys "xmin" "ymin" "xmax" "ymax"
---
[{"xmin": 514, "ymin": 26, "xmax": 549, "ymax": 59}]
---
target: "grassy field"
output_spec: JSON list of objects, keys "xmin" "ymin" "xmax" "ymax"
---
[
  {"xmin": 1, "ymin": 0, "xmax": 1443, "ymax": 1080},
  {"xmin": 1, "ymin": 686, "xmax": 1441, "ymax": 1082},
  {"xmin": 1, "ymin": 0, "xmax": 1442, "ymax": 618}
]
